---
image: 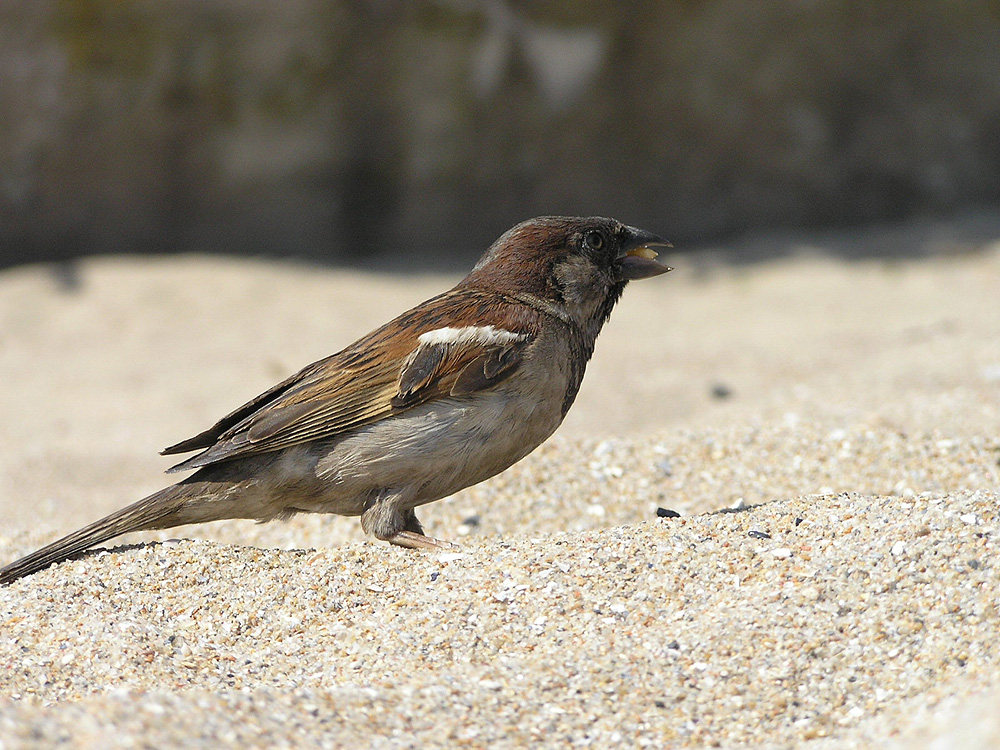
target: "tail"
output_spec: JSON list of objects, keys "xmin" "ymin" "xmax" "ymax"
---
[{"xmin": 1, "ymin": 483, "xmax": 198, "ymax": 585}]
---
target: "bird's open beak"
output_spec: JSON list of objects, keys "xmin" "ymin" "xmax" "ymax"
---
[{"xmin": 618, "ymin": 227, "xmax": 673, "ymax": 280}]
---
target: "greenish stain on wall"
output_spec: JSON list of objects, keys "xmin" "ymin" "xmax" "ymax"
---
[{"xmin": 52, "ymin": 0, "xmax": 158, "ymax": 75}]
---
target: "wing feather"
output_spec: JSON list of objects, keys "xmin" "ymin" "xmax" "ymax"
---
[{"xmin": 163, "ymin": 291, "xmax": 541, "ymax": 473}]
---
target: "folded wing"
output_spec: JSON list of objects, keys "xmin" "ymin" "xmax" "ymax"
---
[{"xmin": 162, "ymin": 294, "xmax": 534, "ymax": 473}]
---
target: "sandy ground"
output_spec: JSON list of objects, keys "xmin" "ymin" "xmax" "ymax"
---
[{"xmin": 0, "ymin": 218, "xmax": 998, "ymax": 748}]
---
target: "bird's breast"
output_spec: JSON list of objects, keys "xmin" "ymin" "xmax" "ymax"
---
[{"xmin": 312, "ymin": 327, "xmax": 578, "ymax": 508}]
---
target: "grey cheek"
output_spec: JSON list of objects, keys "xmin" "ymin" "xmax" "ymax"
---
[{"xmin": 554, "ymin": 257, "xmax": 609, "ymax": 308}]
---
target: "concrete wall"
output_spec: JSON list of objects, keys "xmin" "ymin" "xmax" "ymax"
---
[{"xmin": 2, "ymin": 0, "xmax": 999, "ymax": 265}]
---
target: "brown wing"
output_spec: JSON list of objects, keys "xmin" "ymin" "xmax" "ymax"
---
[
  {"xmin": 391, "ymin": 332, "xmax": 527, "ymax": 409},
  {"xmin": 162, "ymin": 291, "xmax": 536, "ymax": 473}
]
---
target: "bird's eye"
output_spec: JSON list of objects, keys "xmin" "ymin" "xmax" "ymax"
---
[{"xmin": 584, "ymin": 230, "xmax": 605, "ymax": 251}]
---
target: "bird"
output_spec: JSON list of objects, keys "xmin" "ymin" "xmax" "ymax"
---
[{"xmin": 0, "ymin": 216, "xmax": 671, "ymax": 584}]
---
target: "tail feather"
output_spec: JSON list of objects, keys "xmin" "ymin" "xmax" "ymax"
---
[{"xmin": 0, "ymin": 485, "xmax": 192, "ymax": 585}]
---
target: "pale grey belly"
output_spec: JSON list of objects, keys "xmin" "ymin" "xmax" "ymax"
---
[{"xmin": 288, "ymin": 385, "xmax": 565, "ymax": 516}]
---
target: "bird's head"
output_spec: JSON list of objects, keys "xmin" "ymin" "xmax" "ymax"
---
[{"xmin": 463, "ymin": 216, "xmax": 671, "ymax": 331}]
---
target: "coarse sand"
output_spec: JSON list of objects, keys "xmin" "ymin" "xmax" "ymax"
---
[{"xmin": 1, "ymin": 220, "xmax": 998, "ymax": 748}]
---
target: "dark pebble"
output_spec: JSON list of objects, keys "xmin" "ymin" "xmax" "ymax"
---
[{"xmin": 711, "ymin": 382, "xmax": 733, "ymax": 400}]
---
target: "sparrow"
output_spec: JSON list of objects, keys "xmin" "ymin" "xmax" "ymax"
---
[{"xmin": 0, "ymin": 216, "xmax": 670, "ymax": 584}]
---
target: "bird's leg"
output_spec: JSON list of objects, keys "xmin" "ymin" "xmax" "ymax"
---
[{"xmin": 361, "ymin": 492, "xmax": 457, "ymax": 551}]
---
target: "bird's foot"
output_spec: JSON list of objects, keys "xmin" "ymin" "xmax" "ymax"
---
[{"xmin": 384, "ymin": 531, "xmax": 459, "ymax": 551}]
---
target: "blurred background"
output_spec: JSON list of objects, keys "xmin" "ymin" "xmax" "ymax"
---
[{"xmin": 2, "ymin": 0, "xmax": 1000, "ymax": 268}]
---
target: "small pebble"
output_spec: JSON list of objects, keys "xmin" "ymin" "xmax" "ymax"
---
[{"xmin": 711, "ymin": 383, "xmax": 733, "ymax": 400}]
